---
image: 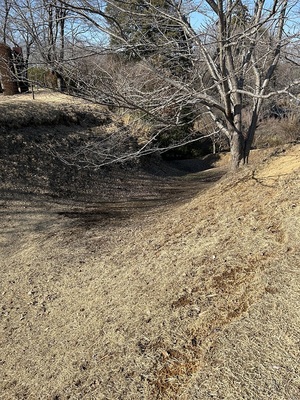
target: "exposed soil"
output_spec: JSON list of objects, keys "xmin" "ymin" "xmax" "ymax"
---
[{"xmin": 0, "ymin": 91, "xmax": 299, "ymax": 399}]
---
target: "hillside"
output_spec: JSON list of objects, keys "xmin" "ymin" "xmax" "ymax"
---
[{"xmin": 0, "ymin": 91, "xmax": 300, "ymax": 399}]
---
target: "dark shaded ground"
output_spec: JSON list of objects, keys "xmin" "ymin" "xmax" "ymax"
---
[
  {"xmin": 0, "ymin": 116, "xmax": 225, "ymax": 206},
  {"xmin": 0, "ymin": 94, "xmax": 226, "ymax": 238}
]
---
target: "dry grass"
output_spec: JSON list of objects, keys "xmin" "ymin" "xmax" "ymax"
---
[
  {"xmin": 0, "ymin": 91, "xmax": 300, "ymax": 399},
  {"xmin": 0, "ymin": 89, "xmax": 78, "ymax": 103},
  {"xmin": 0, "ymin": 89, "xmax": 110, "ymax": 130},
  {"xmin": 118, "ymin": 111, "xmax": 153, "ymax": 145}
]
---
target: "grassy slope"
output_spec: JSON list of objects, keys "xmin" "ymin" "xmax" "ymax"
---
[{"xmin": 0, "ymin": 92, "xmax": 299, "ymax": 399}]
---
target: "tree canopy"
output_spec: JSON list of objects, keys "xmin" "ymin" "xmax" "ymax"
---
[{"xmin": 1, "ymin": 0, "xmax": 300, "ymax": 169}]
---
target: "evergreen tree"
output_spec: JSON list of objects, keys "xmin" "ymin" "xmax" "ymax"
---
[
  {"xmin": 105, "ymin": 0, "xmax": 192, "ymax": 73},
  {"xmin": 231, "ymin": 0, "xmax": 251, "ymax": 31}
]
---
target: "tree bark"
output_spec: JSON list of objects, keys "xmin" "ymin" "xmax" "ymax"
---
[
  {"xmin": 243, "ymin": 110, "xmax": 259, "ymax": 163},
  {"xmin": 229, "ymin": 130, "xmax": 245, "ymax": 170}
]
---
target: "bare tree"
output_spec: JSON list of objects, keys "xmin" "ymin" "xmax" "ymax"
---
[
  {"xmin": 0, "ymin": 0, "xmax": 12, "ymax": 43},
  {"xmin": 47, "ymin": 0, "xmax": 299, "ymax": 168},
  {"xmin": 7, "ymin": 0, "xmax": 300, "ymax": 168},
  {"xmin": 6, "ymin": 0, "xmax": 70, "ymax": 89}
]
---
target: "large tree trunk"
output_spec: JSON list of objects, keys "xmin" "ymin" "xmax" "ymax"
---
[
  {"xmin": 0, "ymin": 43, "xmax": 19, "ymax": 95},
  {"xmin": 229, "ymin": 130, "xmax": 245, "ymax": 170},
  {"xmin": 243, "ymin": 109, "xmax": 260, "ymax": 164}
]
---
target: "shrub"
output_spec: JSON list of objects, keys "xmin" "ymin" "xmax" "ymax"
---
[{"xmin": 254, "ymin": 111, "xmax": 300, "ymax": 148}]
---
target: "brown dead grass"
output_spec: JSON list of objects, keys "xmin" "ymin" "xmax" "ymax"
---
[
  {"xmin": 0, "ymin": 89, "xmax": 111, "ymax": 132},
  {"xmin": 0, "ymin": 91, "xmax": 299, "ymax": 399},
  {"xmin": 0, "ymin": 88, "xmax": 84, "ymax": 104}
]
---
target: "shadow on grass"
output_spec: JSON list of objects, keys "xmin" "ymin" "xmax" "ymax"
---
[{"xmin": 0, "ymin": 158, "xmax": 227, "ymax": 233}]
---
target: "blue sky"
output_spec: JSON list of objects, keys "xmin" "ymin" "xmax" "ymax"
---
[{"xmin": 188, "ymin": 1, "xmax": 300, "ymax": 33}]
